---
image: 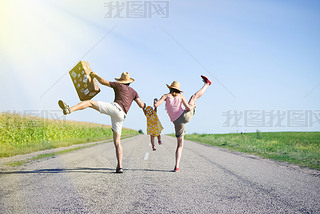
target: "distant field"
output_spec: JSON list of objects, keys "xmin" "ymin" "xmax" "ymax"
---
[
  {"xmin": 0, "ymin": 112, "xmax": 139, "ymax": 158},
  {"xmin": 183, "ymin": 132, "xmax": 320, "ymax": 170}
]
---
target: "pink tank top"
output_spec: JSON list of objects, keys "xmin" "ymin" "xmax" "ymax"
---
[{"xmin": 165, "ymin": 94, "xmax": 184, "ymax": 122}]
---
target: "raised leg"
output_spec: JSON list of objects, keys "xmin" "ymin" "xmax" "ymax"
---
[
  {"xmin": 69, "ymin": 100, "xmax": 100, "ymax": 113},
  {"xmin": 188, "ymin": 82, "xmax": 210, "ymax": 106}
]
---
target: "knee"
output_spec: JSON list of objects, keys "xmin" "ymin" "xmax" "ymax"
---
[
  {"xmin": 192, "ymin": 94, "xmax": 199, "ymax": 100},
  {"xmin": 177, "ymin": 144, "xmax": 184, "ymax": 150},
  {"xmin": 88, "ymin": 100, "xmax": 95, "ymax": 107},
  {"xmin": 177, "ymin": 137, "xmax": 184, "ymax": 147},
  {"xmin": 81, "ymin": 100, "xmax": 92, "ymax": 107},
  {"xmin": 188, "ymin": 94, "xmax": 197, "ymax": 105},
  {"xmin": 112, "ymin": 130, "xmax": 121, "ymax": 144},
  {"xmin": 113, "ymin": 139, "xmax": 121, "ymax": 148}
]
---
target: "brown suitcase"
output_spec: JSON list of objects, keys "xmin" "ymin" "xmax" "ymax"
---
[{"xmin": 69, "ymin": 61, "xmax": 100, "ymax": 101}]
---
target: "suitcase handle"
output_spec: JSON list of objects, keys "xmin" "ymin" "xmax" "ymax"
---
[{"xmin": 89, "ymin": 72, "xmax": 95, "ymax": 79}]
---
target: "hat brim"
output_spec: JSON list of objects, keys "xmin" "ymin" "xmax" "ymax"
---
[
  {"xmin": 115, "ymin": 77, "xmax": 135, "ymax": 84},
  {"xmin": 166, "ymin": 84, "xmax": 183, "ymax": 93}
]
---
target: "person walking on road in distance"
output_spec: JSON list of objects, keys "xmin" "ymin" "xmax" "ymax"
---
[
  {"xmin": 154, "ymin": 75, "xmax": 212, "ymax": 172},
  {"xmin": 58, "ymin": 72, "xmax": 146, "ymax": 173}
]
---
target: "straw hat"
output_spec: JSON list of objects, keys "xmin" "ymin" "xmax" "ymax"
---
[
  {"xmin": 166, "ymin": 81, "xmax": 183, "ymax": 92},
  {"xmin": 115, "ymin": 72, "xmax": 135, "ymax": 84}
]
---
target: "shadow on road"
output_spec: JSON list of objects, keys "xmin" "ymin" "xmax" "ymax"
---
[
  {"xmin": 0, "ymin": 167, "xmax": 174, "ymax": 175},
  {"xmin": 125, "ymin": 168, "xmax": 173, "ymax": 173}
]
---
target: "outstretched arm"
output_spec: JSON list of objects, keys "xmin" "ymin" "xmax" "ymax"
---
[
  {"xmin": 91, "ymin": 72, "xmax": 111, "ymax": 87},
  {"xmin": 153, "ymin": 98, "xmax": 158, "ymax": 113},
  {"xmin": 135, "ymin": 98, "xmax": 146, "ymax": 109},
  {"xmin": 154, "ymin": 94, "xmax": 167, "ymax": 108}
]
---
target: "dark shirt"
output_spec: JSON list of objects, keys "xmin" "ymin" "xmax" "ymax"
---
[{"xmin": 110, "ymin": 82, "xmax": 139, "ymax": 114}]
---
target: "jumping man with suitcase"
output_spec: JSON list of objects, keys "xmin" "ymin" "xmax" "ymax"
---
[{"xmin": 58, "ymin": 72, "xmax": 146, "ymax": 173}]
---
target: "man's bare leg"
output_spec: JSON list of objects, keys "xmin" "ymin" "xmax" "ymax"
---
[
  {"xmin": 59, "ymin": 100, "xmax": 124, "ymax": 173},
  {"xmin": 113, "ymin": 130, "xmax": 123, "ymax": 173},
  {"xmin": 58, "ymin": 100, "xmax": 100, "ymax": 115},
  {"xmin": 69, "ymin": 100, "xmax": 100, "ymax": 112}
]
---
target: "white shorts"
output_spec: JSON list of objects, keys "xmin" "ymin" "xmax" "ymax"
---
[{"xmin": 98, "ymin": 101, "xmax": 126, "ymax": 134}]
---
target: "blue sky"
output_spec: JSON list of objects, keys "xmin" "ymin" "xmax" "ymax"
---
[{"xmin": 0, "ymin": 0, "xmax": 319, "ymax": 134}]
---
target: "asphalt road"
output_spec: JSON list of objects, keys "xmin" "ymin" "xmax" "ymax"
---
[{"xmin": 0, "ymin": 135, "xmax": 319, "ymax": 213}]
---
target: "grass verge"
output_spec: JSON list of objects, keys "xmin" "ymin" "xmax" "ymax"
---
[
  {"xmin": 180, "ymin": 132, "xmax": 320, "ymax": 170},
  {"xmin": 6, "ymin": 135, "xmax": 135, "ymax": 167},
  {"xmin": 6, "ymin": 144, "xmax": 97, "ymax": 167},
  {"xmin": 0, "ymin": 112, "xmax": 139, "ymax": 158}
]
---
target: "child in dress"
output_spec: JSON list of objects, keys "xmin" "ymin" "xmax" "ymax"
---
[{"xmin": 143, "ymin": 100, "xmax": 163, "ymax": 151}]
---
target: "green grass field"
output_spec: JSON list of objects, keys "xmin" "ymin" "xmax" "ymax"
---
[
  {"xmin": 183, "ymin": 132, "xmax": 320, "ymax": 170},
  {"xmin": 2, "ymin": 112, "xmax": 319, "ymax": 170},
  {"xmin": 0, "ymin": 112, "xmax": 139, "ymax": 158}
]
